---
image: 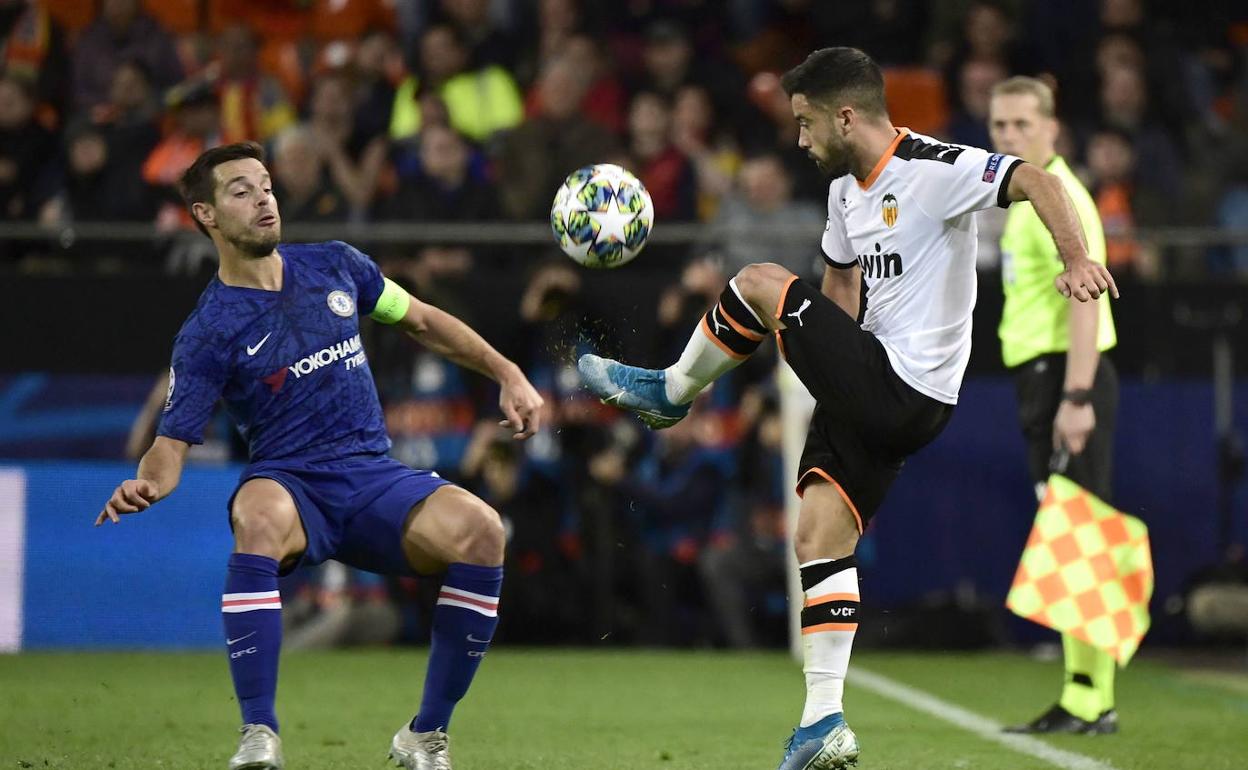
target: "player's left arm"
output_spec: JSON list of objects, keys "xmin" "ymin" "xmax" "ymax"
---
[
  {"xmin": 371, "ymin": 278, "xmax": 544, "ymax": 439},
  {"xmin": 1005, "ymin": 164, "xmax": 1119, "ymax": 302}
]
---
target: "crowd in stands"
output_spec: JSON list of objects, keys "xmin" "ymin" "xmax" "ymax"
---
[
  {"xmin": 2, "ymin": 0, "xmax": 1247, "ymax": 274},
  {"xmin": 8, "ymin": 0, "xmax": 1248, "ymax": 646}
]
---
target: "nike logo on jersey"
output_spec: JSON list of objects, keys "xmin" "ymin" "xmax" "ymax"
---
[
  {"xmin": 246, "ymin": 333, "xmax": 272, "ymax": 356},
  {"xmin": 227, "ymin": 631, "xmax": 257, "ymax": 646},
  {"xmin": 787, "ymin": 299, "xmax": 812, "ymax": 327},
  {"xmin": 466, "ymin": 634, "xmax": 491, "ymax": 644}
]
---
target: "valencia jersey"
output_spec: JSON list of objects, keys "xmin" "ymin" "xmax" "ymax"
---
[
  {"xmin": 157, "ymin": 241, "xmax": 391, "ymax": 463},
  {"xmin": 821, "ymin": 129, "xmax": 1023, "ymax": 404}
]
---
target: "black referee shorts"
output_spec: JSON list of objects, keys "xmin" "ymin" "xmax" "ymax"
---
[
  {"xmin": 1012, "ymin": 353, "xmax": 1118, "ymax": 500},
  {"xmin": 775, "ymin": 277, "xmax": 953, "ymax": 531}
]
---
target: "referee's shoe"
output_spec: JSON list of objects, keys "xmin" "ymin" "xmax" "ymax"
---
[
  {"xmin": 1005, "ymin": 704, "xmax": 1119, "ymax": 735},
  {"xmin": 577, "ymin": 354, "xmax": 690, "ymax": 429}
]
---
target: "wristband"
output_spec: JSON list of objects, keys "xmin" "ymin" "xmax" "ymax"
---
[
  {"xmin": 369, "ymin": 277, "xmax": 411, "ymax": 324},
  {"xmin": 1062, "ymin": 388, "xmax": 1093, "ymax": 406}
]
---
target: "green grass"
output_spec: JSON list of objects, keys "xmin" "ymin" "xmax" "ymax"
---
[{"xmin": 1, "ymin": 649, "xmax": 1245, "ymax": 769}]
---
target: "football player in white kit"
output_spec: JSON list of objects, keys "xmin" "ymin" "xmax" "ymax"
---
[{"xmin": 579, "ymin": 47, "xmax": 1117, "ymax": 770}]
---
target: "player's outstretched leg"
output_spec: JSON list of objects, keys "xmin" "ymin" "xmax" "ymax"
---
[
  {"xmin": 391, "ymin": 488, "xmax": 506, "ymax": 770},
  {"xmin": 579, "ymin": 265, "xmax": 785, "ymax": 429},
  {"xmin": 224, "ymin": 479, "xmax": 305, "ymax": 770},
  {"xmin": 779, "ymin": 482, "xmax": 863, "ymax": 770}
]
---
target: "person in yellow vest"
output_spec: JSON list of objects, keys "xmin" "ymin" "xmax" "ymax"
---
[
  {"xmin": 389, "ymin": 24, "xmax": 523, "ymax": 145},
  {"xmin": 990, "ymin": 76, "xmax": 1120, "ymax": 735}
]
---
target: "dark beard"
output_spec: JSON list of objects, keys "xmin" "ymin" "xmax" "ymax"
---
[
  {"xmin": 231, "ymin": 229, "xmax": 281, "ymax": 257},
  {"xmin": 811, "ymin": 151, "xmax": 851, "ymax": 180}
]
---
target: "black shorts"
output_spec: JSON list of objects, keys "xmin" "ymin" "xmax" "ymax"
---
[
  {"xmin": 1012, "ymin": 353, "xmax": 1118, "ymax": 500},
  {"xmin": 776, "ymin": 278, "xmax": 954, "ymax": 531}
]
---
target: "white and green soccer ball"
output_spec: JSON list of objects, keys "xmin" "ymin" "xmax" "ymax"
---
[{"xmin": 550, "ymin": 163, "xmax": 654, "ymax": 269}]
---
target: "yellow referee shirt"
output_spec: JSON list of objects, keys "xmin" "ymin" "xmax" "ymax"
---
[{"xmin": 998, "ymin": 156, "xmax": 1117, "ymax": 368}]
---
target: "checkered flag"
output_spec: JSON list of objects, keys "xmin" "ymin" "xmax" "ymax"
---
[{"xmin": 1006, "ymin": 475, "xmax": 1154, "ymax": 665}]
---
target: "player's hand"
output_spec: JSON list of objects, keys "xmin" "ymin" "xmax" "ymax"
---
[
  {"xmin": 96, "ymin": 479, "xmax": 160, "ymax": 526},
  {"xmin": 1056, "ymin": 258, "xmax": 1119, "ymax": 302},
  {"xmin": 497, "ymin": 370, "xmax": 544, "ymax": 440},
  {"xmin": 1053, "ymin": 401, "xmax": 1096, "ymax": 456}
]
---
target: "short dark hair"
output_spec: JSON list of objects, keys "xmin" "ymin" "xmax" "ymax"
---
[
  {"xmin": 178, "ymin": 141, "xmax": 266, "ymax": 237},
  {"xmin": 780, "ymin": 47, "xmax": 887, "ymax": 117}
]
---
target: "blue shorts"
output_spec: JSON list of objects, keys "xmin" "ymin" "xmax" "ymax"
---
[{"xmin": 229, "ymin": 454, "xmax": 451, "ymax": 576}]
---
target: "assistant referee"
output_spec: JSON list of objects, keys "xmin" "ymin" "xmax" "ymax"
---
[{"xmin": 989, "ymin": 76, "xmax": 1120, "ymax": 735}]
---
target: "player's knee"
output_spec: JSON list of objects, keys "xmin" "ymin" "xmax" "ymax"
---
[
  {"xmin": 447, "ymin": 499, "xmax": 505, "ymax": 566},
  {"xmin": 231, "ymin": 503, "xmax": 297, "ymax": 557},
  {"xmin": 734, "ymin": 262, "xmax": 792, "ymax": 302}
]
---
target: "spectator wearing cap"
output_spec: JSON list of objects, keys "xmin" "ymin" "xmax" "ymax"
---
[
  {"xmin": 142, "ymin": 80, "xmax": 220, "ymax": 230},
  {"xmin": 71, "ymin": 0, "xmax": 182, "ymax": 112}
]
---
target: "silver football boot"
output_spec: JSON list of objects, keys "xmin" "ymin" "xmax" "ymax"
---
[
  {"xmin": 389, "ymin": 725, "xmax": 452, "ymax": 770},
  {"xmin": 229, "ymin": 724, "xmax": 284, "ymax": 770}
]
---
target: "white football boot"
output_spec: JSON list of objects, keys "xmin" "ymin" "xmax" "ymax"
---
[
  {"xmin": 229, "ymin": 724, "xmax": 284, "ymax": 770},
  {"xmin": 389, "ymin": 725, "xmax": 452, "ymax": 770}
]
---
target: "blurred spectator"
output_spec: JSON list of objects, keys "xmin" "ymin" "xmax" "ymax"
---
[
  {"xmin": 803, "ymin": 0, "xmax": 929, "ymax": 68},
  {"xmin": 627, "ymin": 90, "xmax": 695, "ymax": 221},
  {"xmin": 92, "ymin": 58, "xmax": 160, "ymax": 131},
  {"xmin": 524, "ymin": 34, "xmax": 627, "ymax": 137},
  {"xmin": 142, "ymin": 80, "xmax": 220, "ymax": 226},
  {"xmin": 946, "ymin": 59, "xmax": 1006, "ymax": 148},
  {"xmin": 270, "ymin": 126, "xmax": 347, "ymax": 224},
  {"xmin": 459, "ymin": 421, "xmax": 581, "ymax": 643},
  {"xmin": 1096, "ymin": 63, "xmax": 1184, "ymax": 210},
  {"xmin": 1085, "ymin": 126, "xmax": 1159, "ymax": 279},
  {"xmin": 513, "ymin": 0, "xmax": 587, "ymax": 88},
  {"xmin": 670, "ymin": 83, "xmax": 741, "ymax": 221},
  {"xmin": 1, "ymin": 0, "xmax": 69, "ymax": 121},
  {"xmin": 699, "ymin": 388, "xmax": 787, "ymax": 648},
  {"xmin": 0, "ymin": 72, "xmax": 56, "ymax": 223},
  {"xmin": 700, "ymin": 153, "xmax": 824, "ymax": 281},
  {"xmin": 45, "ymin": 118, "xmax": 157, "ymax": 225},
  {"xmin": 351, "ymin": 27, "xmax": 403, "ymax": 145},
  {"xmin": 496, "ymin": 54, "xmax": 617, "ymax": 221},
  {"xmin": 71, "ymin": 0, "xmax": 182, "ymax": 112},
  {"xmin": 940, "ymin": 1, "xmax": 1036, "ymax": 106},
  {"xmin": 384, "ymin": 122, "xmax": 498, "ymax": 223},
  {"xmin": 305, "ymin": 71, "xmax": 389, "ymax": 219},
  {"xmin": 588, "ymin": 401, "xmax": 730, "ymax": 645},
  {"xmin": 631, "ymin": 17, "xmax": 746, "ymax": 128},
  {"xmin": 214, "ymin": 24, "xmax": 296, "ymax": 145},
  {"xmin": 438, "ymin": 0, "xmax": 520, "ymax": 71},
  {"xmin": 390, "ymin": 23, "xmax": 523, "ymax": 145}
]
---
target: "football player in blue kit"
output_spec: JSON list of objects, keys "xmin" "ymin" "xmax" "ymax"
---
[{"xmin": 96, "ymin": 142, "xmax": 544, "ymax": 770}]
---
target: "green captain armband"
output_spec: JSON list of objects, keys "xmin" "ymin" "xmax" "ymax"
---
[{"xmin": 369, "ymin": 277, "xmax": 411, "ymax": 324}]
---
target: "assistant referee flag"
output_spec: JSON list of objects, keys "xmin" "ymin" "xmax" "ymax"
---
[{"xmin": 1006, "ymin": 475, "xmax": 1153, "ymax": 665}]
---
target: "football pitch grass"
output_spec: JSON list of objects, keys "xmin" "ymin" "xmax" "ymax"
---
[{"xmin": 2, "ymin": 649, "xmax": 1246, "ymax": 769}]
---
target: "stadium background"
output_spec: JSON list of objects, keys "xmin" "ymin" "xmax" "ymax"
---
[{"xmin": 1, "ymin": 0, "xmax": 1246, "ymax": 673}]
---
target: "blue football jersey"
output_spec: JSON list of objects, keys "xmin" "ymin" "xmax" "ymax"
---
[{"xmin": 157, "ymin": 241, "xmax": 392, "ymax": 463}]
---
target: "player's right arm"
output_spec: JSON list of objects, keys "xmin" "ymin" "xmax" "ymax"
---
[
  {"xmin": 822, "ymin": 263, "xmax": 861, "ymax": 321},
  {"xmin": 96, "ymin": 436, "xmax": 190, "ymax": 525}
]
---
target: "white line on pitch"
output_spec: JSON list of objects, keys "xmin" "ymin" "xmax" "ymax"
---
[{"xmin": 852, "ymin": 667, "xmax": 1119, "ymax": 770}]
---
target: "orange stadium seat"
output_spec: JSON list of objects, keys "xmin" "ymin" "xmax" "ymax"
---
[
  {"xmin": 258, "ymin": 38, "xmax": 308, "ymax": 106},
  {"xmin": 307, "ymin": 0, "xmax": 395, "ymax": 43},
  {"xmin": 143, "ymin": 0, "xmax": 200, "ymax": 35},
  {"xmin": 38, "ymin": 0, "xmax": 94, "ymax": 38},
  {"xmin": 882, "ymin": 67, "xmax": 949, "ymax": 138}
]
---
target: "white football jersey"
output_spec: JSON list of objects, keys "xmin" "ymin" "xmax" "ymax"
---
[{"xmin": 821, "ymin": 129, "xmax": 1023, "ymax": 405}]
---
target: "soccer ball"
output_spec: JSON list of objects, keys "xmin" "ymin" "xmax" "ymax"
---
[{"xmin": 550, "ymin": 164, "xmax": 654, "ymax": 269}]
